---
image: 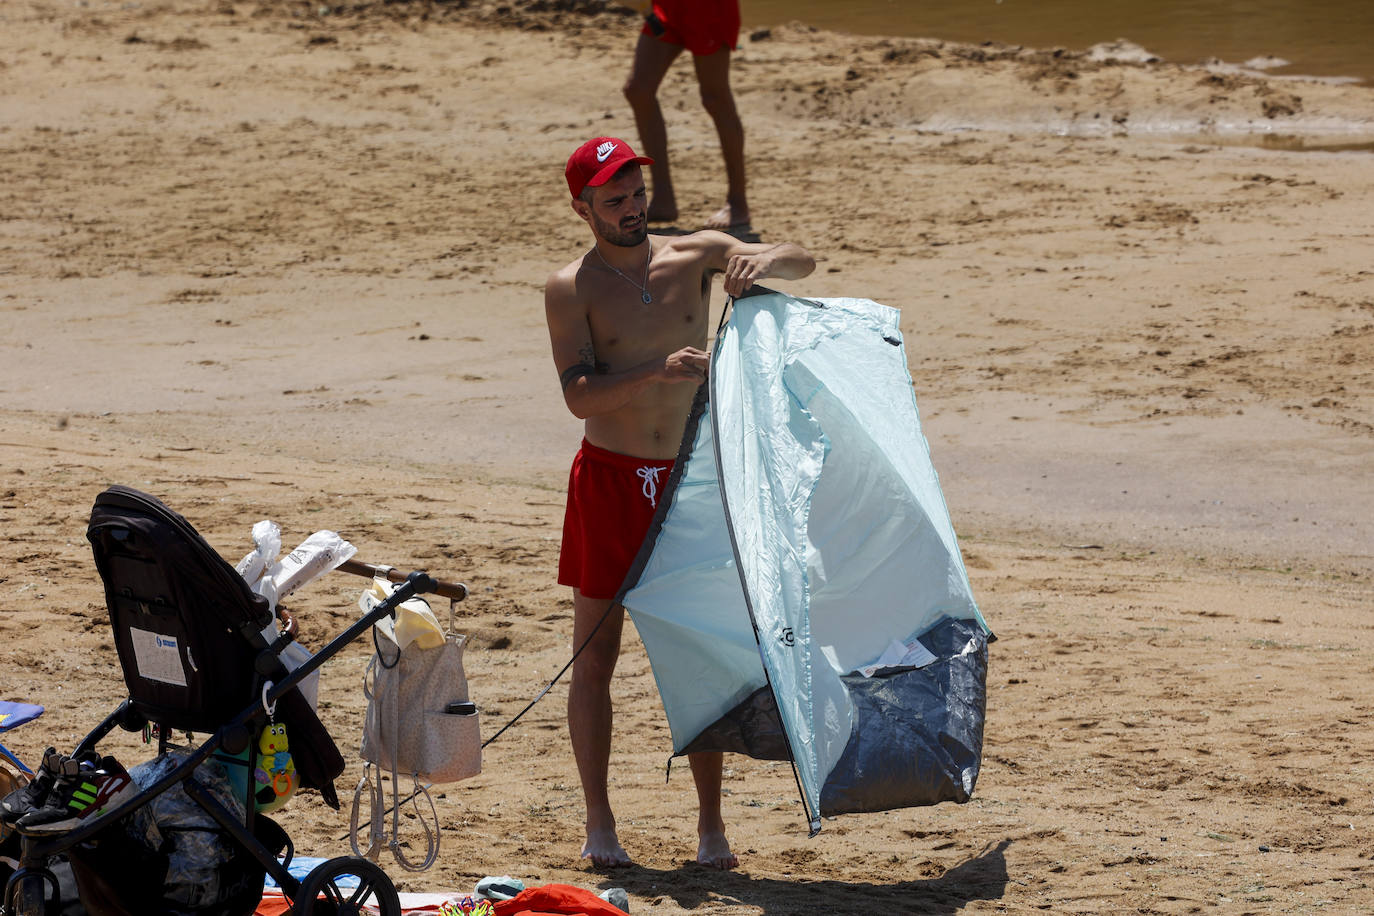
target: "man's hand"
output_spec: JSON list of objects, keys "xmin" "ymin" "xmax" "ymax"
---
[
  {"xmin": 663, "ymin": 346, "xmax": 709, "ymax": 383},
  {"xmin": 707, "ymin": 239, "xmax": 815, "ymax": 298},
  {"xmin": 721, "ymin": 250, "xmax": 776, "ymax": 298}
]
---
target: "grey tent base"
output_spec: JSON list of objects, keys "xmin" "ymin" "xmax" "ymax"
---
[{"xmin": 682, "ymin": 617, "xmax": 989, "ymax": 814}]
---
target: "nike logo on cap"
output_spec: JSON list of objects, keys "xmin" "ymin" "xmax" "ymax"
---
[{"xmin": 596, "ymin": 141, "xmax": 617, "ymax": 163}]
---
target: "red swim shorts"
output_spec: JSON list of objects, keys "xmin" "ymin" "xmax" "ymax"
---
[
  {"xmin": 558, "ymin": 439, "xmax": 675, "ymax": 600},
  {"xmin": 644, "ymin": 0, "xmax": 740, "ymax": 57}
]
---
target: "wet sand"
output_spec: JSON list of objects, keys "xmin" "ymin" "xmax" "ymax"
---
[{"xmin": 2, "ymin": 2, "xmax": 1373, "ymax": 912}]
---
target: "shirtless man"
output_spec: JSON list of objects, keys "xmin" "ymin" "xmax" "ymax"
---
[{"xmin": 545, "ymin": 137, "xmax": 815, "ymax": 869}]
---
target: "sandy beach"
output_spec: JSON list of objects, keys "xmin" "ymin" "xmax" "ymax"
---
[{"xmin": 3, "ymin": 1, "xmax": 1373, "ymax": 912}]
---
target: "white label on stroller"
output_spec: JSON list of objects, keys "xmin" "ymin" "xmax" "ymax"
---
[{"xmin": 130, "ymin": 627, "xmax": 188, "ymax": 687}]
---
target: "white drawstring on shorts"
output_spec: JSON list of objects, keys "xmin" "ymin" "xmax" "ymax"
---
[{"xmin": 637, "ymin": 465, "xmax": 664, "ymax": 507}]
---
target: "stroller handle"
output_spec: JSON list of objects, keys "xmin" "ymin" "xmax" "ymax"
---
[{"xmin": 338, "ymin": 558, "xmax": 468, "ymax": 602}]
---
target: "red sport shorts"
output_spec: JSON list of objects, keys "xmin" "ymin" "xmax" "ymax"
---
[
  {"xmin": 644, "ymin": 0, "xmax": 740, "ymax": 57},
  {"xmin": 558, "ymin": 439, "xmax": 675, "ymax": 600}
]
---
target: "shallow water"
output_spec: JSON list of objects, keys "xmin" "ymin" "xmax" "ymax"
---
[{"xmin": 743, "ymin": 0, "xmax": 1374, "ymax": 86}]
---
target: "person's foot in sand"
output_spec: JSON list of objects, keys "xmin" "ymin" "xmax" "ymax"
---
[
  {"xmin": 690, "ymin": 753, "xmax": 738, "ymax": 869},
  {"xmin": 582, "ymin": 823, "xmax": 632, "ymax": 868},
  {"xmin": 704, "ymin": 199, "xmax": 750, "ymax": 230},
  {"xmin": 697, "ymin": 821, "xmax": 739, "ymax": 870}
]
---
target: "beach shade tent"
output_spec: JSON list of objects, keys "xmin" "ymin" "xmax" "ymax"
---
[{"xmin": 615, "ymin": 289, "xmax": 992, "ymax": 834}]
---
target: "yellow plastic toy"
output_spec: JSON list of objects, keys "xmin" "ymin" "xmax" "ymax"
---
[{"xmin": 253, "ymin": 722, "xmax": 298, "ymax": 813}]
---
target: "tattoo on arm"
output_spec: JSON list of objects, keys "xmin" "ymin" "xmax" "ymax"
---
[
  {"xmin": 560, "ymin": 362, "xmax": 594, "ymax": 392},
  {"xmin": 560, "ymin": 342, "xmax": 604, "ymax": 391},
  {"xmin": 560, "ymin": 342, "xmax": 609, "ymax": 392}
]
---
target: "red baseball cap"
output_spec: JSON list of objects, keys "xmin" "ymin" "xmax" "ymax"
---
[{"xmin": 565, "ymin": 137, "xmax": 653, "ymax": 199}]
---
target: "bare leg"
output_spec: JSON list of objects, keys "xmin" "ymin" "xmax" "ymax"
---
[
  {"xmin": 624, "ymin": 32, "xmax": 685, "ymax": 223},
  {"xmin": 689, "ymin": 751, "xmax": 739, "ymax": 869},
  {"xmin": 568, "ymin": 588, "xmax": 631, "ymax": 866},
  {"xmin": 693, "ymin": 47, "xmax": 749, "ymax": 229}
]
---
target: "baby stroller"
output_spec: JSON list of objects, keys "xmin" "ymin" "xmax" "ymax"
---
[{"xmin": 1, "ymin": 485, "xmax": 464, "ymax": 916}]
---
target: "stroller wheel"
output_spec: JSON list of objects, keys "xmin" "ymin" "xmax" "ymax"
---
[{"xmin": 293, "ymin": 856, "xmax": 400, "ymax": 916}]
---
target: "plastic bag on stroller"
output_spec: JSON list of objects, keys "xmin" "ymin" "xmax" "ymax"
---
[{"xmin": 61, "ymin": 747, "xmax": 287, "ymax": 916}]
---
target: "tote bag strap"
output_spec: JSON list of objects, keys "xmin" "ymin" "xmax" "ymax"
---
[
  {"xmin": 383, "ymin": 634, "xmax": 440, "ymax": 872},
  {"xmin": 348, "ymin": 762, "xmax": 384, "ymax": 861}
]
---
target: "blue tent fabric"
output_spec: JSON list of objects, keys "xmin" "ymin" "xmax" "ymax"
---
[{"xmin": 619, "ymin": 290, "xmax": 991, "ymax": 833}]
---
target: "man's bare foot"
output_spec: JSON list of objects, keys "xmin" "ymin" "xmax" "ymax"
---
[
  {"xmin": 696, "ymin": 829, "xmax": 739, "ymax": 870},
  {"xmin": 647, "ymin": 196, "xmax": 678, "ymax": 224},
  {"xmin": 581, "ymin": 827, "xmax": 632, "ymax": 868},
  {"xmin": 704, "ymin": 202, "xmax": 750, "ymax": 230}
]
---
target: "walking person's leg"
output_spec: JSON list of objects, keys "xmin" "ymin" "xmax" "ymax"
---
[
  {"xmin": 693, "ymin": 46, "xmax": 749, "ymax": 229},
  {"xmin": 624, "ymin": 32, "xmax": 686, "ymax": 223}
]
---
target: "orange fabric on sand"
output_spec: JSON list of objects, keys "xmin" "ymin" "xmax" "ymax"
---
[
  {"xmin": 258, "ymin": 883, "xmax": 626, "ymax": 916},
  {"xmin": 493, "ymin": 884, "xmax": 628, "ymax": 916},
  {"xmin": 255, "ymin": 894, "xmax": 290, "ymax": 916}
]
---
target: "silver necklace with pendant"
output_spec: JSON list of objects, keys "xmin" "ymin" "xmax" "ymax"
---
[{"xmin": 595, "ymin": 243, "xmax": 653, "ymax": 304}]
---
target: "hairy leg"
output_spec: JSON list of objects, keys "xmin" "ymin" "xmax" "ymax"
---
[
  {"xmin": 689, "ymin": 751, "xmax": 739, "ymax": 869},
  {"xmin": 568, "ymin": 588, "xmax": 631, "ymax": 866},
  {"xmin": 693, "ymin": 47, "xmax": 749, "ymax": 229},
  {"xmin": 624, "ymin": 32, "xmax": 685, "ymax": 222}
]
